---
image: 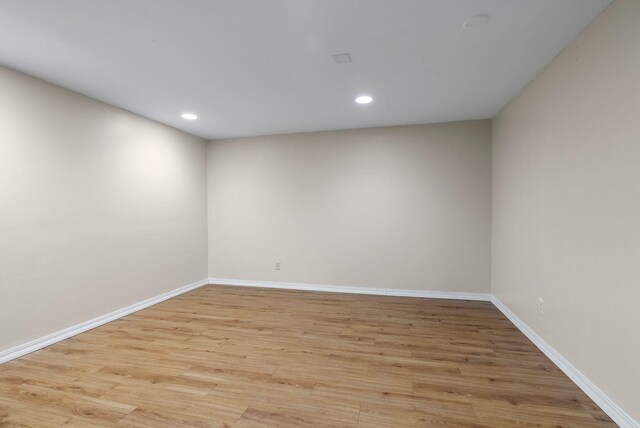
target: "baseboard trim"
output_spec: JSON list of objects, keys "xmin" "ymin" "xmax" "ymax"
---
[
  {"xmin": 0, "ymin": 278, "xmax": 209, "ymax": 365},
  {"xmin": 491, "ymin": 296, "xmax": 638, "ymax": 428},
  {"xmin": 208, "ymin": 277, "xmax": 491, "ymax": 301},
  {"xmin": 1, "ymin": 278, "xmax": 633, "ymax": 426}
]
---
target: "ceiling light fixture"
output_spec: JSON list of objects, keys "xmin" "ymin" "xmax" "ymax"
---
[
  {"xmin": 355, "ymin": 95, "xmax": 373, "ymax": 104},
  {"xmin": 463, "ymin": 14, "xmax": 490, "ymax": 29},
  {"xmin": 181, "ymin": 113, "xmax": 198, "ymax": 120}
]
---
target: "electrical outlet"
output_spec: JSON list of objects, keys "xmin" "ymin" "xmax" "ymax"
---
[
  {"xmin": 275, "ymin": 261, "xmax": 281, "ymax": 271},
  {"xmin": 538, "ymin": 298, "xmax": 544, "ymax": 314}
]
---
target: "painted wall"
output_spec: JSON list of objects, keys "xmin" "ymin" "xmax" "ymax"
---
[
  {"xmin": 208, "ymin": 121, "xmax": 492, "ymax": 293},
  {"xmin": 492, "ymin": 0, "xmax": 639, "ymax": 420},
  {"xmin": 0, "ymin": 66, "xmax": 208, "ymax": 354}
]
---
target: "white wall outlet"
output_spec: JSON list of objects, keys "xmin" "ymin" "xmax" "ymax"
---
[
  {"xmin": 275, "ymin": 261, "xmax": 281, "ymax": 270},
  {"xmin": 538, "ymin": 298, "xmax": 544, "ymax": 314}
]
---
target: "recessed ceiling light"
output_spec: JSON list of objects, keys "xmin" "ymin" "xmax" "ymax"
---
[
  {"xmin": 181, "ymin": 113, "xmax": 198, "ymax": 120},
  {"xmin": 355, "ymin": 95, "xmax": 373, "ymax": 104},
  {"xmin": 463, "ymin": 14, "xmax": 490, "ymax": 29}
]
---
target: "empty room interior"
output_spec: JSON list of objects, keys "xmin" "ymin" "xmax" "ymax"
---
[{"xmin": 0, "ymin": 0, "xmax": 638, "ymax": 426}]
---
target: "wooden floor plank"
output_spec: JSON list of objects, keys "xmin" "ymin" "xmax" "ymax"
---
[{"xmin": 0, "ymin": 285, "xmax": 614, "ymax": 427}]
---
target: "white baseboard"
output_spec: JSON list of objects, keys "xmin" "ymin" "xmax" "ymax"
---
[
  {"xmin": 0, "ymin": 278, "xmax": 209, "ymax": 365},
  {"xmin": 1, "ymin": 276, "xmax": 633, "ymax": 426},
  {"xmin": 491, "ymin": 296, "xmax": 638, "ymax": 428},
  {"xmin": 208, "ymin": 277, "xmax": 491, "ymax": 301}
]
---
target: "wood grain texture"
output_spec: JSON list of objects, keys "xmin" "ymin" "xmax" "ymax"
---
[{"xmin": 0, "ymin": 285, "xmax": 613, "ymax": 427}]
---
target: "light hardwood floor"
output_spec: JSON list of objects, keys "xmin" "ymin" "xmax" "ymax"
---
[{"xmin": 0, "ymin": 285, "xmax": 613, "ymax": 427}]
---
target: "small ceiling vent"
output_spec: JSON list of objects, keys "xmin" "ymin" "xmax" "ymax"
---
[{"xmin": 332, "ymin": 53, "xmax": 352, "ymax": 64}]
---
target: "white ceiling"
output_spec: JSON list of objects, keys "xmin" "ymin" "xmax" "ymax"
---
[{"xmin": 0, "ymin": 0, "xmax": 611, "ymax": 140}]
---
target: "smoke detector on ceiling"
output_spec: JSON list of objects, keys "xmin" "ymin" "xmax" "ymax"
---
[
  {"xmin": 463, "ymin": 14, "xmax": 490, "ymax": 29},
  {"xmin": 332, "ymin": 53, "xmax": 352, "ymax": 64}
]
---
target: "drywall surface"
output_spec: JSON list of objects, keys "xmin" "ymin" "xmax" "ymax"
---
[
  {"xmin": 0, "ymin": 65, "xmax": 208, "ymax": 353},
  {"xmin": 492, "ymin": 0, "xmax": 640, "ymax": 420},
  {"xmin": 208, "ymin": 121, "xmax": 491, "ymax": 293}
]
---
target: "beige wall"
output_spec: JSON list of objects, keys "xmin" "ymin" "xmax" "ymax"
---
[
  {"xmin": 492, "ymin": 0, "xmax": 639, "ymax": 420},
  {"xmin": 207, "ymin": 121, "xmax": 492, "ymax": 293},
  {"xmin": 0, "ymin": 66, "xmax": 208, "ymax": 354}
]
